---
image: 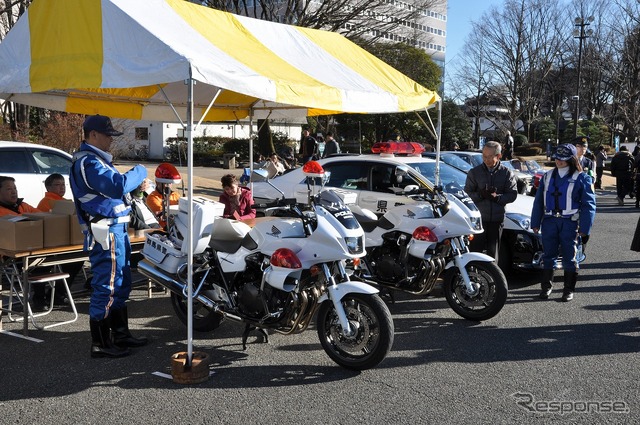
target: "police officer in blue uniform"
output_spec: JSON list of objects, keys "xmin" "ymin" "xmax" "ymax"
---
[
  {"xmin": 70, "ymin": 115, "xmax": 148, "ymax": 358},
  {"xmin": 531, "ymin": 144, "xmax": 596, "ymax": 302}
]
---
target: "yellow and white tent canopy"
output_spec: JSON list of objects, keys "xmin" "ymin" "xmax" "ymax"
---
[{"xmin": 0, "ymin": 0, "xmax": 440, "ymax": 122}]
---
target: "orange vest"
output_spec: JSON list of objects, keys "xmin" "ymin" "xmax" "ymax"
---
[
  {"xmin": 37, "ymin": 192, "xmax": 65, "ymax": 212},
  {"xmin": 146, "ymin": 190, "xmax": 180, "ymax": 228},
  {"xmin": 0, "ymin": 201, "xmax": 42, "ymax": 216}
]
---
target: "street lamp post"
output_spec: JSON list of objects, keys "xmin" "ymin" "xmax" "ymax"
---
[{"xmin": 573, "ymin": 16, "xmax": 594, "ymax": 138}]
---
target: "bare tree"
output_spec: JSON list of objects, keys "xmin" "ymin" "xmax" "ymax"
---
[
  {"xmin": 453, "ymin": 23, "xmax": 491, "ymax": 145},
  {"xmin": 201, "ymin": 0, "xmax": 444, "ymax": 47},
  {"xmin": 607, "ymin": 0, "xmax": 640, "ymax": 143},
  {"xmin": 0, "ymin": 0, "xmax": 30, "ymax": 39},
  {"xmin": 452, "ymin": 0, "xmax": 564, "ymax": 143}
]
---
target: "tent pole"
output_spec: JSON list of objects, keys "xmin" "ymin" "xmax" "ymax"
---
[
  {"xmin": 249, "ymin": 110, "xmax": 254, "ymax": 192},
  {"xmin": 186, "ymin": 71, "xmax": 194, "ymax": 366},
  {"xmin": 157, "ymin": 84, "xmax": 186, "ymax": 129},
  {"xmin": 435, "ymin": 99, "xmax": 443, "ymax": 187},
  {"xmin": 195, "ymin": 88, "xmax": 222, "ymax": 130},
  {"xmin": 414, "ymin": 106, "xmax": 441, "ymax": 186}
]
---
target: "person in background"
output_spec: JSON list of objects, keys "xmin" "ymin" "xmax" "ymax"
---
[
  {"xmin": 219, "ymin": 174, "xmax": 256, "ymax": 220},
  {"xmin": 503, "ymin": 131, "xmax": 514, "ymax": 160},
  {"xmin": 37, "ymin": 173, "xmax": 67, "ymax": 212},
  {"xmin": 146, "ymin": 164, "xmax": 181, "ymax": 229},
  {"xmin": 129, "ymin": 179, "xmax": 160, "ymax": 231},
  {"xmin": 37, "ymin": 174, "xmax": 84, "ymax": 305},
  {"xmin": 0, "ymin": 176, "xmax": 42, "ymax": 215},
  {"xmin": 464, "ymin": 141, "xmax": 518, "ymax": 263},
  {"xmin": 594, "ymin": 145, "xmax": 607, "ymax": 190},
  {"xmin": 0, "ymin": 176, "xmax": 50, "ymax": 309},
  {"xmin": 70, "ymin": 114, "xmax": 148, "ymax": 359},
  {"xmin": 300, "ymin": 129, "xmax": 317, "ymax": 164},
  {"xmin": 573, "ymin": 137, "xmax": 595, "ymax": 184},
  {"xmin": 315, "ymin": 133, "xmax": 325, "ymax": 158},
  {"xmin": 323, "ymin": 132, "xmax": 340, "ymax": 158},
  {"xmin": 531, "ymin": 143, "xmax": 596, "ymax": 302},
  {"xmin": 264, "ymin": 152, "xmax": 286, "ymax": 179},
  {"xmin": 278, "ymin": 145, "xmax": 296, "ymax": 169},
  {"xmin": 610, "ymin": 145, "xmax": 635, "ymax": 206}
]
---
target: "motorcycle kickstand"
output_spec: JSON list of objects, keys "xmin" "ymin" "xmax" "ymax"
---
[{"xmin": 241, "ymin": 324, "xmax": 269, "ymax": 350}]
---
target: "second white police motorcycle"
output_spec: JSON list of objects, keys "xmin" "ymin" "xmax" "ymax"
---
[
  {"xmin": 138, "ymin": 165, "xmax": 394, "ymax": 370},
  {"xmin": 349, "ymin": 186, "xmax": 508, "ymax": 321}
]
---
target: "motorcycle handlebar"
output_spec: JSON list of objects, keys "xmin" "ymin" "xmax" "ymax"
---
[{"xmin": 252, "ymin": 197, "xmax": 299, "ymax": 210}]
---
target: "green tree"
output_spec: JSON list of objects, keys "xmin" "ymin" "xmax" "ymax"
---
[{"xmin": 439, "ymin": 99, "xmax": 472, "ymax": 149}]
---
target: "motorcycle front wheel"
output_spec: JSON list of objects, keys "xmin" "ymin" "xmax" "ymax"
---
[
  {"xmin": 316, "ymin": 293, "xmax": 394, "ymax": 371},
  {"xmin": 443, "ymin": 260, "xmax": 508, "ymax": 321},
  {"xmin": 170, "ymin": 291, "xmax": 223, "ymax": 332}
]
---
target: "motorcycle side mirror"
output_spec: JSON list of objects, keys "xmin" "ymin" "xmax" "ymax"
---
[
  {"xmin": 403, "ymin": 184, "xmax": 419, "ymax": 194},
  {"xmin": 253, "ymin": 168, "xmax": 286, "ymax": 199}
]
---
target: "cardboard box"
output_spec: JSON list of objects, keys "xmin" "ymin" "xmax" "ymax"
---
[
  {"xmin": 0, "ymin": 216, "xmax": 44, "ymax": 251},
  {"xmin": 68, "ymin": 216, "xmax": 85, "ymax": 245},
  {"xmin": 24, "ymin": 213, "xmax": 70, "ymax": 248},
  {"xmin": 51, "ymin": 200, "xmax": 77, "ymax": 215},
  {"xmin": 51, "ymin": 200, "xmax": 85, "ymax": 245}
]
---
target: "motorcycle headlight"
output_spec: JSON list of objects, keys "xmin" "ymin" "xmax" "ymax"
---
[
  {"xmin": 506, "ymin": 213, "xmax": 531, "ymax": 231},
  {"xmin": 345, "ymin": 236, "xmax": 364, "ymax": 254},
  {"xmin": 469, "ymin": 216, "xmax": 483, "ymax": 231}
]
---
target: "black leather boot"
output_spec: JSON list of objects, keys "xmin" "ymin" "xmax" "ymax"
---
[
  {"xmin": 562, "ymin": 271, "xmax": 578, "ymax": 302},
  {"xmin": 90, "ymin": 319, "xmax": 130, "ymax": 358},
  {"xmin": 110, "ymin": 306, "xmax": 148, "ymax": 348},
  {"xmin": 539, "ymin": 268, "xmax": 554, "ymax": 299}
]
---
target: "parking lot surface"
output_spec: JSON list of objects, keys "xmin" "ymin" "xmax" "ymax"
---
[{"xmin": 1, "ymin": 163, "xmax": 637, "ymax": 424}]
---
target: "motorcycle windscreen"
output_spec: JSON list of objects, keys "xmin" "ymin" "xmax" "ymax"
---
[{"xmin": 315, "ymin": 190, "xmax": 360, "ymax": 230}]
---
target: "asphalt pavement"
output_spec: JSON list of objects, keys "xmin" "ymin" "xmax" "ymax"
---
[{"xmin": 0, "ymin": 165, "xmax": 638, "ymax": 424}]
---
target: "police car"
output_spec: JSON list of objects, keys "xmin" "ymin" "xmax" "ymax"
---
[
  {"xmin": 0, "ymin": 141, "xmax": 73, "ymax": 206},
  {"xmin": 251, "ymin": 142, "xmax": 543, "ymax": 272}
]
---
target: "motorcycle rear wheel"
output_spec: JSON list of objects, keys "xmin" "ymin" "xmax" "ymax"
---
[
  {"xmin": 443, "ymin": 260, "xmax": 508, "ymax": 321},
  {"xmin": 171, "ymin": 292, "xmax": 223, "ymax": 332},
  {"xmin": 316, "ymin": 293, "xmax": 394, "ymax": 371}
]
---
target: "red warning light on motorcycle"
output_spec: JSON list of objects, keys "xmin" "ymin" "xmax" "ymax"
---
[{"xmin": 302, "ymin": 160, "xmax": 325, "ymax": 178}]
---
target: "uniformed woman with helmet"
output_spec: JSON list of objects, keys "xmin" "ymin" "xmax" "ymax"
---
[{"xmin": 531, "ymin": 143, "xmax": 596, "ymax": 302}]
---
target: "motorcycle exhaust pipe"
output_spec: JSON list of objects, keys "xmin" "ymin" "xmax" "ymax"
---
[{"xmin": 137, "ymin": 259, "xmax": 215, "ymax": 310}]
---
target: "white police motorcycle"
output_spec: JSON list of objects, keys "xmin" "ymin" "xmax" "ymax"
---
[{"xmin": 138, "ymin": 164, "xmax": 393, "ymax": 370}]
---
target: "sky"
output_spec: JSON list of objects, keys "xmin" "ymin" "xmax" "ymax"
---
[{"xmin": 444, "ymin": 0, "xmax": 505, "ymax": 97}]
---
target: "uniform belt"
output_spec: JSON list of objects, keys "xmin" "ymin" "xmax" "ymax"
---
[
  {"xmin": 94, "ymin": 216, "xmax": 130, "ymax": 225},
  {"xmin": 544, "ymin": 211, "xmax": 565, "ymax": 218},
  {"xmin": 544, "ymin": 211, "xmax": 578, "ymax": 220}
]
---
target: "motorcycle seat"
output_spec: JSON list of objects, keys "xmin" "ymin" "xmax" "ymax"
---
[
  {"xmin": 351, "ymin": 210, "xmax": 379, "ymax": 233},
  {"xmin": 209, "ymin": 218, "xmax": 251, "ymax": 253},
  {"xmin": 209, "ymin": 238, "xmax": 245, "ymax": 253}
]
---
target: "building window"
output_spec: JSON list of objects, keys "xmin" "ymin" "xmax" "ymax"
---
[{"xmin": 135, "ymin": 127, "xmax": 149, "ymax": 140}]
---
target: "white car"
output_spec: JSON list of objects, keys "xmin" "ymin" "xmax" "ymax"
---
[
  {"xmin": 0, "ymin": 141, "xmax": 73, "ymax": 207},
  {"xmin": 252, "ymin": 150, "xmax": 543, "ymax": 271}
]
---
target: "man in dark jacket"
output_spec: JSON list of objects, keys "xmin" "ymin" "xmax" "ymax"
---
[
  {"xmin": 322, "ymin": 132, "xmax": 340, "ymax": 158},
  {"xmin": 300, "ymin": 129, "xmax": 317, "ymax": 164},
  {"xmin": 610, "ymin": 146, "xmax": 635, "ymax": 205},
  {"xmin": 464, "ymin": 141, "xmax": 518, "ymax": 262}
]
